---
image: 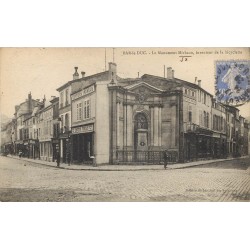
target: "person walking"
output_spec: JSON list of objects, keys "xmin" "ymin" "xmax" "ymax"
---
[
  {"xmin": 18, "ymin": 150, "xmax": 22, "ymax": 159},
  {"xmin": 56, "ymin": 151, "xmax": 60, "ymax": 167},
  {"xmin": 163, "ymin": 150, "xmax": 169, "ymax": 169}
]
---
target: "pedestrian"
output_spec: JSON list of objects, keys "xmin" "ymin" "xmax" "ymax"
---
[
  {"xmin": 66, "ymin": 151, "xmax": 71, "ymax": 166},
  {"xmin": 56, "ymin": 151, "xmax": 60, "ymax": 167},
  {"xmin": 18, "ymin": 150, "xmax": 22, "ymax": 159},
  {"xmin": 163, "ymin": 150, "xmax": 169, "ymax": 169}
]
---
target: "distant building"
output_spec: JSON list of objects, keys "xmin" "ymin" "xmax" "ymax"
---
[
  {"xmin": 37, "ymin": 97, "xmax": 58, "ymax": 162},
  {"xmin": 13, "ymin": 93, "xmax": 42, "ymax": 155},
  {"xmin": 56, "ymin": 69, "xmax": 75, "ymax": 163},
  {"xmin": 50, "ymin": 97, "xmax": 60, "ymax": 162}
]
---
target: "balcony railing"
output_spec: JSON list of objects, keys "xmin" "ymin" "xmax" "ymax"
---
[
  {"xmin": 184, "ymin": 122, "xmax": 200, "ymax": 132},
  {"xmin": 116, "ymin": 150, "xmax": 178, "ymax": 164}
]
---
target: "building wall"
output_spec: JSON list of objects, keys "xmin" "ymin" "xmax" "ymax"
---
[
  {"xmin": 37, "ymin": 105, "xmax": 53, "ymax": 161},
  {"xmin": 95, "ymin": 81, "xmax": 110, "ymax": 164}
]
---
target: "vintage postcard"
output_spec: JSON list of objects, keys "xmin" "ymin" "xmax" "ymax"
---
[{"xmin": 0, "ymin": 47, "xmax": 249, "ymax": 201}]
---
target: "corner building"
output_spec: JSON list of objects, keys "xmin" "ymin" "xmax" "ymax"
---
[{"xmin": 69, "ymin": 64, "xmax": 249, "ymax": 165}]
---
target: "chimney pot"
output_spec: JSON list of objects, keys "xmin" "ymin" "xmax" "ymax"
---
[
  {"xmin": 198, "ymin": 80, "xmax": 201, "ymax": 87},
  {"xmin": 172, "ymin": 70, "xmax": 175, "ymax": 78},
  {"xmin": 73, "ymin": 67, "xmax": 79, "ymax": 80},
  {"xmin": 194, "ymin": 77, "xmax": 197, "ymax": 83},
  {"xmin": 81, "ymin": 71, "xmax": 86, "ymax": 78},
  {"xmin": 167, "ymin": 67, "xmax": 173, "ymax": 79}
]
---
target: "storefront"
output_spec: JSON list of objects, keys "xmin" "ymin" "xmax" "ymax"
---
[
  {"xmin": 51, "ymin": 138, "xmax": 60, "ymax": 162},
  {"xmin": 26, "ymin": 139, "xmax": 39, "ymax": 159},
  {"xmin": 184, "ymin": 128, "xmax": 213, "ymax": 161},
  {"xmin": 71, "ymin": 124, "xmax": 94, "ymax": 164}
]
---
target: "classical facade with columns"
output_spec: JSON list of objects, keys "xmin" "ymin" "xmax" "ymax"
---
[{"xmin": 109, "ymin": 75, "xmax": 183, "ymax": 164}]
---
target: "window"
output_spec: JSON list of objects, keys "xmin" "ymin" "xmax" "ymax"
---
[
  {"xmin": 188, "ymin": 111, "xmax": 192, "ymax": 123},
  {"xmin": 192, "ymin": 91, "xmax": 195, "ymax": 97},
  {"xmin": 185, "ymin": 89, "xmax": 187, "ymax": 94},
  {"xmin": 65, "ymin": 89, "xmax": 69, "ymax": 106},
  {"xmin": 61, "ymin": 115, "xmax": 64, "ymax": 128},
  {"xmin": 77, "ymin": 102, "xmax": 82, "ymax": 121},
  {"xmin": 60, "ymin": 91, "xmax": 64, "ymax": 108},
  {"xmin": 84, "ymin": 99, "xmax": 91, "ymax": 119},
  {"xmin": 65, "ymin": 113, "xmax": 69, "ymax": 131}
]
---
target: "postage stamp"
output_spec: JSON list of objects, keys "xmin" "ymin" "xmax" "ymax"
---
[{"xmin": 215, "ymin": 60, "xmax": 250, "ymax": 106}]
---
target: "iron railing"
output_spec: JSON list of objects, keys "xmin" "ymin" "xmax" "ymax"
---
[{"xmin": 116, "ymin": 150, "xmax": 178, "ymax": 164}]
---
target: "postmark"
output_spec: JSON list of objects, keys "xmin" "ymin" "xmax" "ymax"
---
[{"xmin": 215, "ymin": 60, "xmax": 250, "ymax": 106}]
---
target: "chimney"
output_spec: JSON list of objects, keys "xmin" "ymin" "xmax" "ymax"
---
[
  {"xmin": 81, "ymin": 71, "xmax": 86, "ymax": 78},
  {"xmin": 109, "ymin": 62, "xmax": 117, "ymax": 82},
  {"xmin": 172, "ymin": 70, "xmax": 175, "ymax": 78},
  {"xmin": 194, "ymin": 77, "xmax": 197, "ymax": 83},
  {"xmin": 73, "ymin": 67, "xmax": 79, "ymax": 80},
  {"xmin": 28, "ymin": 92, "xmax": 32, "ymax": 111},
  {"xmin": 167, "ymin": 67, "xmax": 173, "ymax": 79},
  {"xmin": 198, "ymin": 80, "xmax": 201, "ymax": 87}
]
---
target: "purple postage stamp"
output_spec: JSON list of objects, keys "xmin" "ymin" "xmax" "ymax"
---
[{"xmin": 215, "ymin": 60, "xmax": 250, "ymax": 106}]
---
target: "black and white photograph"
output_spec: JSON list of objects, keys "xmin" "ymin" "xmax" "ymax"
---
[
  {"xmin": 1, "ymin": 47, "xmax": 249, "ymax": 202},
  {"xmin": 1, "ymin": 1, "xmax": 250, "ymax": 250}
]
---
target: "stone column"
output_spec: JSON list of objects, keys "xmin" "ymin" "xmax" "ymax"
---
[
  {"xmin": 154, "ymin": 106, "xmax": 159, "ymax": 146},
  {"xmin": 123, "ymin": 104, "xmax": 127, "ymax": 147},
  {"xmin": 158, "ymin": 107, "xmax": 162, "ymax": 146},
  {"xmin": 127, "ymin": 104, "xmax": 133, "ymax": 147},
  {"xmin": 171, "ymin": 104, "xmax": 176, "ymax": 148},
  {"xmin": 116, "ymin": 101, "xmax": 120, "ymax": 148},
  {"xmin": 150, "ymin": 106, "xmax": 154, "ymax": 146}
]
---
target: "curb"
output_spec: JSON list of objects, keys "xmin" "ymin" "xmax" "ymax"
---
[{"xmin": 5, "ymin": 155, "xmax": 249, "ymax": 171}]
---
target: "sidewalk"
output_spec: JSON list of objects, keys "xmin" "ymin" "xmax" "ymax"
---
[{"xmin": 7, "ymin": 155, "xmax": 249, "ymax": 171}]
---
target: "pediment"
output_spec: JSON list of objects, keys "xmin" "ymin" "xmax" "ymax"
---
[
  {"xmin": 125, "ymin": 81, "xmax": 163, "ymax": 94},
  {"xmin": 124, "ymin": 81, "xmax": 163, "ymax": 104}
]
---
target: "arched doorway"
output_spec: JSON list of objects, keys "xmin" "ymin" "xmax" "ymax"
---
[{"xmin": 134, "ymin": 113, "xmax": 148, "ymax": 151}]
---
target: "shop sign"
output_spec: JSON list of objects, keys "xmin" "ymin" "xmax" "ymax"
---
[
  {"xmin": 72, "ymin": 85, "xmax": 95, "ymax": 101},
  {"xmin": 72, "ymin": 124, "xmax": 94, "ymax": 134},
  {"xmin": 51, "ymin": 139, "xmax": 60, "ymax": 144}
]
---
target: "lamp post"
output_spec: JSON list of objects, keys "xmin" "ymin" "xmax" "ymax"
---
[{"xmin": 66, "ymin": 132, "xmax": 71, "ymax": 166}]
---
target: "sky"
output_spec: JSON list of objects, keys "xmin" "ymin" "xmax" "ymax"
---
[{"xmin": 0, "ymin": 47, "xmax": 249, "ymax": 119}]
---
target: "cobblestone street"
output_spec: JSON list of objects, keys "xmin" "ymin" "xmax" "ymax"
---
[{"xmin": 0, "ymin": 156, "xmax": 249, "ymax": 202}]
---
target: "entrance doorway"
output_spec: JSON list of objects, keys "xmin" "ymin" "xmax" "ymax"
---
[{"xmin": 72, "ymin": 133, "xmax": 94, "ymax": 164}]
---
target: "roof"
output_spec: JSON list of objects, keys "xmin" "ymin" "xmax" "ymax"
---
[
  {"xmin": 140, "ymin": 74, "xmax": 214, "ymax": 96},
  {"xmin": 56, "ymin": 71, "xmax": 109, "ymax": 92},
  {"xmin": 50, "ymin": 97, "xmax": 59, "ymax": 104}
]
